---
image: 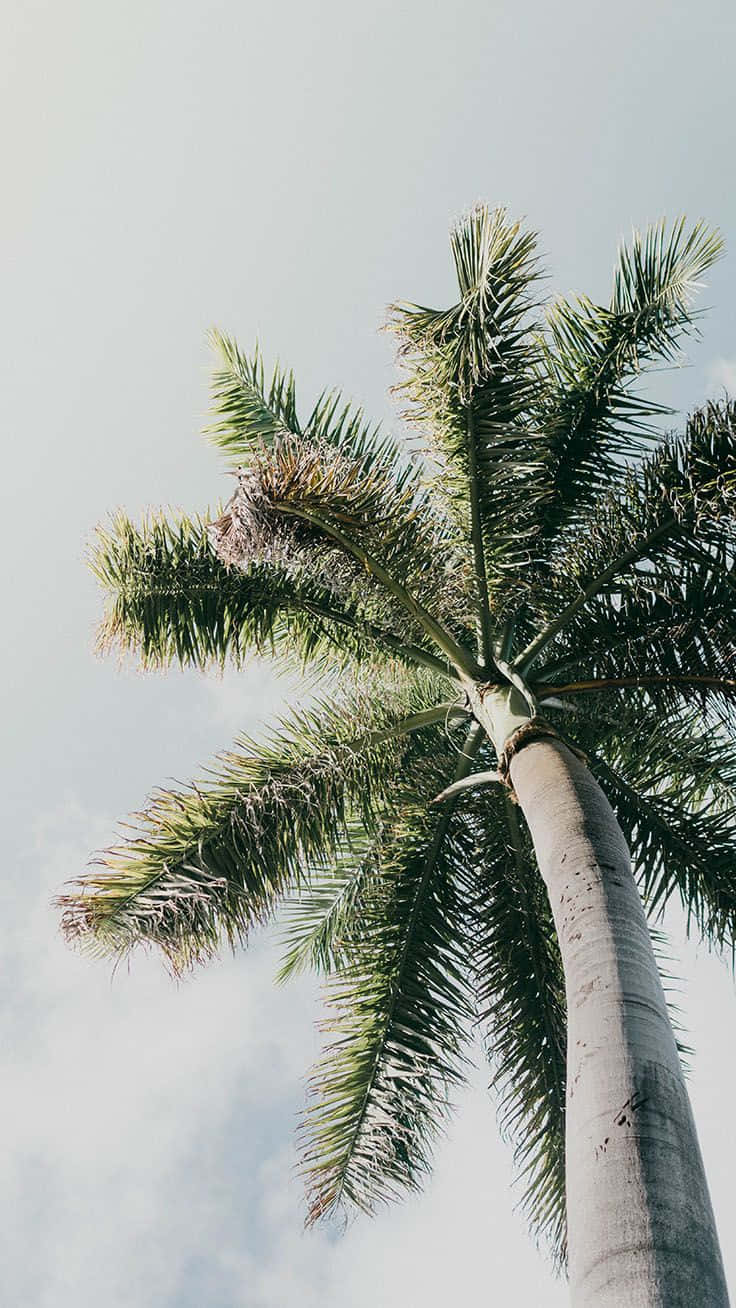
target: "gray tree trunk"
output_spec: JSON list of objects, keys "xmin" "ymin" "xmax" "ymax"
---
[{"xmin": 509, "ymin": 737, "xmax": 728, "ymax": 1306}]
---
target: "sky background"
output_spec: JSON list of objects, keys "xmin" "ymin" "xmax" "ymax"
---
[{"xmin": 3, "ymin": 1, "xmax": 736, "ymax": 1303}]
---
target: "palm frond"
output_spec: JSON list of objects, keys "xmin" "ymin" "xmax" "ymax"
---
[
  {"xmin": 58, "ymin": 674, "xmax": 463, "ymax": 973},
  {"xmin": 469, "ymin": 793, "xmax": 567, "ymax": 1263},
  {"xmin": 300, "ymin": 727, "xmax": 482, "ymax": 1222},
  {"xmin": 207, "ymin": 331, "xmax": 300, "ymax": 460},
  {"xmin": 530, "ymin": 218, "xmax": 723, "ymax": 541},
  {"xmin": 533, "ymin": 544, "xmax": 736, "ymax": 720},
  {"xmin": 597, "ymin": 754, "xmax": 736, "ymax": 950},
  {"xmin": 544, "ymin": 697, "xmax": 736, "ymax": 949},
  {"xmin": 210, "ymin": 434, "xmax": 476, "ymax": 672},
  {"xmin": 276, "ymin": 709, "xmax": 477, "ymax": 982},
  {"xmin": 516, "ymin": 399, "xmax": 736, "ymax": 672},
  {"xmin": 91, "ymin": 509, "xmax": 454, "ymax": 678},
  {"xmin": 276, "ymin": 820, "xmax": 378, "ymax": 982},
  {"xmin": 389, "ymin": 206, "xmax": 544, "ymax": 632},
  {"xmin": 208, "ymin": 329, "xmax": 420, "ymax": 479}
]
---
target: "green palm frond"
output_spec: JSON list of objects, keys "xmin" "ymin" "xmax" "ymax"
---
[
  {"xmin": 210, "ymin": 434, "xmax": 476, "ymax": 672},
  {"xmin": 300, "ymin": 727, "xmax": 482, "ymax": 1222},
  {"xmin": 469, "ymin": 793, "xmax": 567, "ymax": 1264},
  {"xmin": 58, "ymin": 674, "xmax": 463, "ymax": 972},
  {"xmin": 531, "ymin": 219, "xmax": 723, "ymax": 542},
  {"xmin": 276, "ymin": 820, "xmax": 378, "ymax": 982},
  {"xmin": 533, "ymin": 536, "xmax": 736, "ymax": 720},
  {"xmin": 207, "ymin": 331, "xmax": 300, "ymax": 459},
  {"xmin": 389, "ymin": 205, "xmax": 544, "ymax": 647},
  {"xmin": 516, "ymin": 400, "xmax": 736, "ymax": 672},
  {"xmin": 276, "ymin": 711, "xmax": 477, "ymax": 982},
  {"xmin": 91, "ymin": 510, "xmax": 454, "ymax": 678},
  {"xmin": 208, "ymin": 329, "xmax": 418, "ymax": 479},
  {"xmin": 597, "ymin": 754, "xmax": 736, "ymax": 949}
]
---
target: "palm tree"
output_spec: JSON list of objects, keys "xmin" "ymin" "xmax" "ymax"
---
[{"xmin": 59, "ymin": 206, "xmax": 736, "ymax": 1306}]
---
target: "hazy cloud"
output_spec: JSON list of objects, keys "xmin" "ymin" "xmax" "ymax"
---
[{"xmin": 707, "ymin": 357, "xmax": 736, "ymax": 396}]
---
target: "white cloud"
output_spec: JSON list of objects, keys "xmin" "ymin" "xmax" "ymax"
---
[{"xmin": 706, "ymin": 357, "xmax": 736, "ymax": 396}]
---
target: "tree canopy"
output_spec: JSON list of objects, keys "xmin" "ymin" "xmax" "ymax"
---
[{"xmin": 59, "ymin": 207, "xmax": 736, "ymax": 1263}]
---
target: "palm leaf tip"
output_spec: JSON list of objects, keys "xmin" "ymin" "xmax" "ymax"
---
[
  {"xmin": 206, "ymin": 329, "xmax": 300, "ymax": 462},
  {"xmin": 89, "ymin": 509, "xmax": 236, "ymax": 669},
  {"xmin": 523, "ymin": 219, "xmax": 724, "ymax": 553},
  {"xmin": 56, "ymin": 856, "xmax": 234, "ymax": 974},
  {"xmin": 612, "ymin": 218, "xmax": 723, "ymax": 326}
]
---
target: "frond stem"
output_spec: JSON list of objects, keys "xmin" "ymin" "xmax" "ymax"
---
[
  {"xmin": 465, "ymin": 407, "xmax": 493, "ymax": 666},
  {"xmin": 371, "ymin": 703, "xmax": 470, "ymax": 743},
  {"xmin": 298, "ymin": 599, "xmax": 458, "ymax": 680},
  {"xmin": 538, "ymin": 675, "xmax": 736, "ymax": 699}
]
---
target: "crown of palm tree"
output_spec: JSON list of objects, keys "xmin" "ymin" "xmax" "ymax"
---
[{"xmin": 59, "ymin": 206, "xmax": 736, "ymax": 1264}]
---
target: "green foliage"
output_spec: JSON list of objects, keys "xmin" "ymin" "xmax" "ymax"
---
[
  {"xmin": 66, "ymin": 203, "xmax": 736, "ymax": 1266},
  {"xmin": 534, "ymin": 544, "xmax": 736, "ymax": 719},
  {"xmin": 58, "ymin": 674, "xmax": 455, "ymax": 972},
  {"xmin": 517, "ymin": 399, "xmax": 736, "ymax": 672},
  {"xmin": 276, "ymin": 823, "xmax": 377, "ymax": 982},
  {"xmin": 92, "ymin": 509, "xmax": 454, "ymax": 677},
  {"xmin": 209, "ymin": 328, "xmax": 414, "ymax": 477},
  {"xmin": 469, "ymin": 795, "xmax": 567, "ymax": 1262},
  {"xmin": 531, "ymin": 218, "xmax": 723, "ymax": 542},
  {"xmin": 207, "ymin": 331, "xmax": 300, "ymax": 459},
  {"xmin": 300, "ymin": 740, "xmax": 478, "ymax": 1222},
  {"xmin": 209, "ymin": 442, "xmax": 476, "ymax": 672},
  {"xmin": 207, "ymin": 328, "xmax": 477, "ymax": 669},
  {"xmin": 389, "ymin": 206, "xmax": 544, "ymax": 615}
]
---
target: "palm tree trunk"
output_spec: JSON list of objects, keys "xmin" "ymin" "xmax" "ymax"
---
[{"xmin": 509, "ymin": 737, "xmax": 728, "ymax": 1307}]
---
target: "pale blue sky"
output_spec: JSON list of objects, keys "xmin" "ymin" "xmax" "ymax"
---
[{"xmin": 3, "ymin": 1, "xmax": 736, "ymax": 1304}]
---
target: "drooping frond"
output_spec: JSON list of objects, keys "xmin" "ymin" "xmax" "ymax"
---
[
  {"xmin": 276, "ymin": 820, "xmax": 378, "ymax": 982},
  {"xmin": 91, "ymin": 509, "xmax": 454, "ymax": 678},
  {"xmin": 530, "ymin": 219, "xmax": 723, "ymax": 543},
  {"xmin": 58, "ymin": 674, "xmax": 463, "ymax": 973},
  {"xmin": 300, "ymin": 727, "xmax": 482, "ymax": 1222},
  {"xmin": 276, "ymin": 712, "xmax": 476, "ymax": 982},
  {"xmin": 469, "ymin": 793, "xmax": 567, "ymax": 1263},
  {"xmin": 597, "ymin": 754, "xmax": 736, "ymax": 951},
  {"xmin": 517, "ymin": 400, "xmax": 736, "ymax": 672}
]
